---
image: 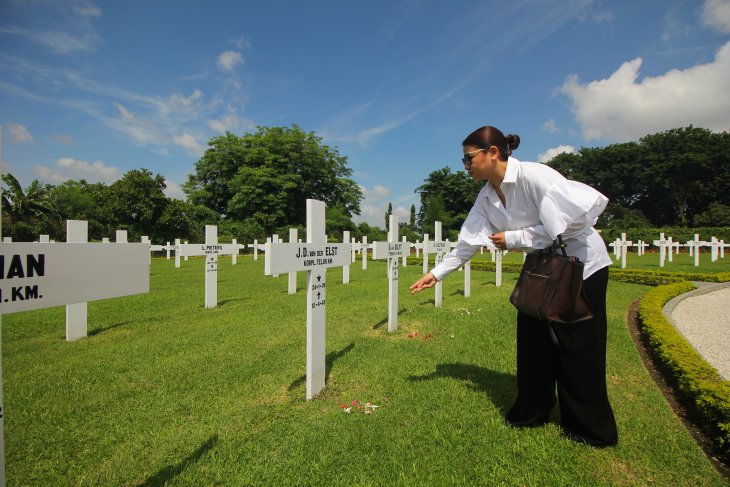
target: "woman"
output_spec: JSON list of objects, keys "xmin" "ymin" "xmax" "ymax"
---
[{"xmin": 409, "ymin": 125, "xmax": 617, "ymax": 446}]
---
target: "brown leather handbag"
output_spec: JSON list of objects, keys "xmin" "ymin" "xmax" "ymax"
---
[{"xmin": 509, "ymin": 235, "xmax": 593, "ymax": 324}]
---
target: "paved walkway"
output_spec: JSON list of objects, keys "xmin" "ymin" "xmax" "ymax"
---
[{"xmin": 663, "ymin": 281, "xmax": 730, "ymax": 381}]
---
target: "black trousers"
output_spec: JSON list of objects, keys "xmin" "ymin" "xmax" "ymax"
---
[{"xmin": 506, "ymin": 266, "xmax": 618, "ymax": 446}]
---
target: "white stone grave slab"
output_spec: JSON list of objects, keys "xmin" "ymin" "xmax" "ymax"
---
[
  {"xmin": 264, "ymin": 200, "xmax": 350, "ymax": 400},
  {"xmin": 361, "ymin": 236, "xmax": 368, "ymax": 270},
  {"xmin": 372, "ymin": 215, "xmax": 408, "ymax": 332}
]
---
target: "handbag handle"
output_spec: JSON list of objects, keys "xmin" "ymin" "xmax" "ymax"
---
[{"xmin": 547, "ymin": 234, "xmax": 569, "ymax": 258}]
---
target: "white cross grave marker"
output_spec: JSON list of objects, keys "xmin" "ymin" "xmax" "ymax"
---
[
  {"xmin": 66, "ymin": 220, "xmax": 88, "ymax": 341},
  {"xmin": 249, "ymin": 239, "xmax": 260, "ymax": 261},
  {"xmin": 653, "ymin": 233, "xmax": 669, "ymax": 268},
  {"xmin": 619, "ymin": 233, "xmax": 632, "ymax": 269},
  {"xmin": 361, "ymin": 236, "xmax": 368, "ymax": 270},
  {"xmin": 401, "ymin": 236, "xmax": 409, "ymax": 266},
  {"xmin": 264, "ymin": 199, "xmax": 351, "ymax": 400},
  {"xmin": 176, "ymin": 226, "xmax": 239, "ymax": 308},
  {"xmin": 289, "ymin": 229, "xmax": 298, "ymax": 294},
  {"xmin": 174, "ymin": 238, "xmax": 182, "ymax": 268},
  {"xmin": 372, "ymin": 215, "xmax": 408, "ymax": 332},
  {"xmin": 342, "ymin": 231, "xmax": 350, "ymax": 285},
  {"xmin": 689, "ymin": 234, "xmax": 706, "ymax": 267},
  {"xmin": 425, "ymin": 223, "xmax": 448, "ymax": 307},
  {"xmin": 422, "ymin": 233, "xmax": 430, "ymax": 274},
  {"xmin": 710, "ymin": 237, "xmax": 720, "ymax": 262}
]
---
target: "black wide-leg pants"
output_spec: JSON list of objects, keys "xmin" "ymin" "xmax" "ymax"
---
[{"xmin": 506, "ymin": 266, "xmax": 618, "ymax": 446}]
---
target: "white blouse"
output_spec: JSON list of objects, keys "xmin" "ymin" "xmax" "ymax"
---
[{"xmin": 431, "ymin": 157, "xmax": 613, "ymax": 281}]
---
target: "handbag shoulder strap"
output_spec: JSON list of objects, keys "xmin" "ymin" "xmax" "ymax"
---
[{"xmin": 556, "ymin": 234, "xmax": 568, "ymax": 257}]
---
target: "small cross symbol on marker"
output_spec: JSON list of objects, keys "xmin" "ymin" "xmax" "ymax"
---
[{"xmin": 316, "ymin": 274, "xmax": 322, "ymax": 282}]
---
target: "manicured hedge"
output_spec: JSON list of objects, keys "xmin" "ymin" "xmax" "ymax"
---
[{"xmin": 638, "ymin": 282, "xmax": 730, "ymax": 463}]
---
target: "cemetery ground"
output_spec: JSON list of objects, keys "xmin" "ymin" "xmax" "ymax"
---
[{"xmin": 3, "ymin": 253, "xmax": 728, "ymax": 486}]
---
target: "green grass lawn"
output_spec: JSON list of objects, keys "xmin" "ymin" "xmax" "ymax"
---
[{"xmin": 3, "ymin": 254, "xmax": 728, "ymax": 485}]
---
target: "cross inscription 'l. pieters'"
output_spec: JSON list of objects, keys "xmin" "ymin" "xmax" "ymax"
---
[
  {"xmin": 264, "ymin": 199, "xmax": 351, "ymax": 400},
  {"xmin": 176, "ymin": 226, "xmax": 240, "ymax": 309}
]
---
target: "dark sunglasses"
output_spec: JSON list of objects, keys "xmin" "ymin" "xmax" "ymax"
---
[{"xmin": 462, "ymin": 148, "xmax": 486, "ymax": 168}]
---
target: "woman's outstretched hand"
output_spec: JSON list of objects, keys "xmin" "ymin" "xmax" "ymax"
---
[{"xmin": 409, "ymin": 272, "xmax": 438, "ymax": 294}]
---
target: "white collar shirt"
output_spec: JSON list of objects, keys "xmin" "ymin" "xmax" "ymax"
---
[{"xmin": 431, "ymin": 157, "xmax": 612, "ymax": 281}]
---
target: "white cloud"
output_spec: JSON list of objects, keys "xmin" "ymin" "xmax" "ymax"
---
[
  {"xmin": 217, "ymin": 51, "xmax": 243, "ymax": 71},
  {"xmin": 113, "ymin": 102, "xmax": 165, "ymax": 146},
  {"xmin": 542, "ymin": 119, "xmax": 560, "ymax": 134},
  {"xmin": 7, "ymin": 123, "xmax": 36, "ymax": 144},
  {"xmin": 159, "ymin": 89, "xmax": 203, "ymax": 116},
  {"xmin": 560, "ymin": 41, "xmax": 730, "ymax": 141},
  {"xmin": 163, "ymin": 180, "xmax": 186, "ymax": 200},
  {"xmin": 33, "ymin": 157, "xmax": 120, "ymax": 184},
  {"xmin": 0, "ymin": 26, "xmax": 98, "ymax": 54},
  {"xmin": 354, "ymin": 184, "xmax": 418, "ymax": 228},
  {"xmin": 207, "ymin": 113, "xmax": 240, "ymax": 133},
  {"xmin": 702, "ymin": 0, "xmax": 730, "ymax": 33},
  {"xmin": 372, "ymin": 185, "xmax": 390, "ymax": 198},
  {"xmin": 173, "ymin": 133, "xmax": 206, "ymax": 156},
  {"xmin": 538, "ymin": 145, "xmax": 576, "ymax": 163}
]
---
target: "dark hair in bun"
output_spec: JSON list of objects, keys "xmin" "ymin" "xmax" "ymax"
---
[{"xmin": 462, "ymin": 125, "xmax": 520, "ymax": 160}]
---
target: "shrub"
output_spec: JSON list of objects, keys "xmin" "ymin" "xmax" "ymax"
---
[{"xmin": 638, "ymin": 282, "xmax": 730, "ymax": 463}]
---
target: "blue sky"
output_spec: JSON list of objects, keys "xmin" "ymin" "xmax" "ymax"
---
[{"xmin": 1, "ymin": 0, "xmax": 729, "ymax": 227}]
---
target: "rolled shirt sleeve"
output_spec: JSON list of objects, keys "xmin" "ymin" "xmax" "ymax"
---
[
  {"xmin": 538, "ymin": 180, "xmax": 608, "ymax": 240},
  {"xmin": 431, "ymin": 240, "xmax": 481, "ymax": 281}
]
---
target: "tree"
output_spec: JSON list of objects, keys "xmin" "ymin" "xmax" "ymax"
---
[
  {"xmin": 547, "ymin": 127, "xmax": 730, "ymax": 227},
  {"xmin": 183, "ymin": 125, "xmax": 362, "ymax": 233},
  {"xmin": 325, "ymin": 205, "xmax": 356, "ymax": 239},
  {"xmin": 421, "ymin": 194, "xmax": 451, "ymax": 237},
  {"xmin": 104, "ymin": 169, "xmax": 170, "ymax": 241},
  {"xmin": 385, "ymin": 202, "xmax": 393, "ymax": 228},
  {"xmin": 409, "ymin": 204, "xmax": 416, "ymax": 229},
  {"xmin": 416, "ymin": 167, "xmax": 481, "ymax": 234},
  {"xmin": 694, "ymin": 202, "xmax": 730, "ymax": 227},
  {"xmin": 1, "ymin": 173, "xmax": 56, "ymax": 241},
  {"xmin": 157, "ymin": 199, "xmax": 220, "ymax": 243}
]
